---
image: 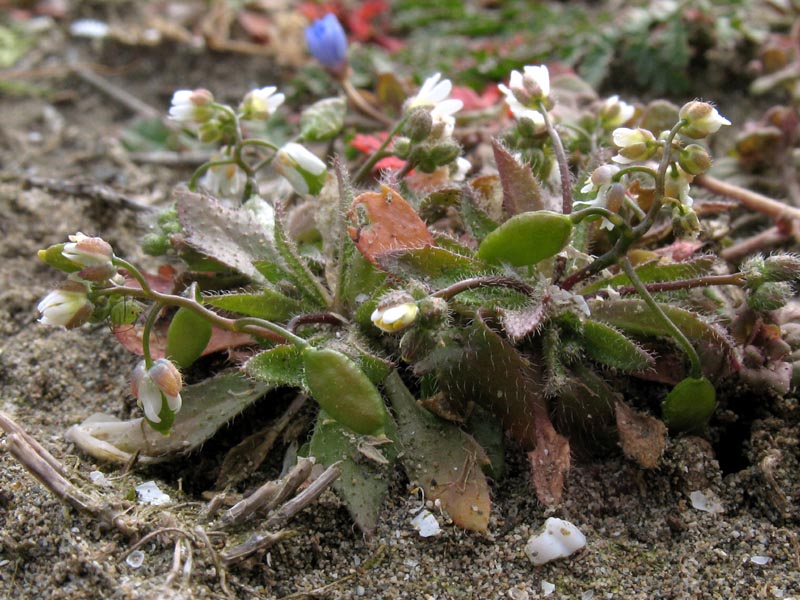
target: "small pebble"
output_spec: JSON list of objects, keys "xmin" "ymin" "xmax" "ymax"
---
[{"xmin": 125, "ymin": 550, "xmax": 145, "ymax": 569}]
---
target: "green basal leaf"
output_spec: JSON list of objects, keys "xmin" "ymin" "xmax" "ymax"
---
[
  {"xmin": 570, "ymin": 318, "xmax": 654, "ymax": 372},
  {"xmin": 309, "ymin": 409, "xmax": 399, "ymax": 536},
  {"xmin": 476, "ymin": 211, "xmax": 573, "ymax": 267},
  {"xmin": 384, "ymin": 371, "xmax": 491, "ymax": 533},
  {"xmin": 460, "ymin": 190, "xmax": 500, "ymax": 240},
  {"xmin": 662, "ymin": 376, "xmax": 716, "ymax": 432},
  {"xmin": 417, "ymin": 186, "xmax": 462, "ymax": 223},
  {"xmin": 165, "ymin": 307, "xmax": 213, "ymax": 369},
  {"xmin": 273, "ymin": 206, "xmax": 330, "ymax": 307},
  {"xmin": 375, "ymin": 246, "xmax": 483, "ymax": 288},
  {"xmin": 579, "ymin": 256, "xmax": 717, "ymax": 294},
  {"xmin": 587, "ymin": 298, "xmax": 734, "ymax": 351},
  {"xmin": 206, "ymin": 289, "xmax": 304, "ymax": 321},
  {"xmin": 299, "ymin": 97, "xmax": 347, "ymax": 142},
  {"xmin": 244, "ymin": 345, "xmax": 304, "ymax": 388},
  {"xmin": 65, "ymin": 373, "xmax": 269, "ymax": 463}
]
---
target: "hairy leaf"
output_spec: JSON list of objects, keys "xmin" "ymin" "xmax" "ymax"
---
[
  {"xmin": 579, "ymin": 255, "xmax": 717, "ymax": 294},
  {"xmin": 244, "ymin": 345, "xmax": 304, "ymax": 388},
  {"xmin": 299, "ymin": 97, "xmax": 346, "ymax": 142},
  {"xmin": 175, "ymin": 189, "xmax": 276, "ymax": 282},
  {"xmin": 375, "ymin": 246, "xmax": 483, "ymax": 287},
  {"xmin": 384, "ymin": 371, "xmax": 491, "ymax": 533},
  {"xmin": 206, "ymin": 289, "xmax": 304, "ymax": 321},
  {"xmin": 492, "ymin": 139, "xmax": 545, "ymax": 216},
  {"xmin": 310, "ymin": 410, "xmax": 398, "ymax": 536},
  {"xmin": 573, "ymin": 319, "xmax": 654, "ymax": 372}
]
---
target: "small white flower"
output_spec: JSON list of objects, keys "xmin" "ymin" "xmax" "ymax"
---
[
  {"xmin": 168, "ymin": 89, "xmax": 214, "ymax": 125},
  {"xmin": 429, "ymin": 98, "xmax": 463, "ymax": 138},
  {"xmin": 62, "ymin": 233, "xmax": 113, "ymax": 268},
  {"xmin": 575, "ymin": 165, "xmax": 622, "ymax": 230},
  {"xmin": 498, "ymin": 64, "xmax": 551, "ymax": 130},
  {"xmin": 37, "ymin": 281, "xmax": 92, "ymax": 328},
  {"xmin": 201, "ymin": 159, "xmax": 247, "ymax": 200},
  {"xmin": 600, "ymin": 95, "xmax": 635, "ymax": 128},
  {"xmin": 240, "ymin": 86, "xmax": 285, "ymax": 121},
  {"xmin": 371, "ymin": 302, "xmax": 419, "ymax": 333},
  {"xmin": 131, "ymin": 359, "xmax": 183, "ymax": 424},
  {"xmin": 275, "ymin": 143, "xmax": 327, "ymax": 195},
  {"xmin": 452, "ymin": 156, "xmax": 472, "ymax": 181},
  {"xmin": 679, "ymin": 101, "xmax": 730, "ymax": 138},
  {"xmin": 664, "ymin": 165, "xmax": 694, "ymax": 207},
  {"xmin": 407, "ymin": 73, "xmax": 453, "ymax": 109},
  {"xmin": 611, "ymin": 127, "xmax": 657, "ymax": 164}
]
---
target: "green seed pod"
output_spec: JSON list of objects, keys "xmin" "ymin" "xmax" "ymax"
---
[
  {"xmin": 476, "ymin": 211, "xmax": 573, "ymax": 267},
  {"xmin": 110, "ymin": 298, "xmax": 143, "ymax": 326},
  {"xmin": 303, "ymin": 347, "xmax": 387, "ymax": 436},
  {"xmin": 165, "ymin": 307, "xmax": 212, "ymax": 369},
  {"xmin": 662, "ymin": 376, "xmax": 716, "ymax": 432}
]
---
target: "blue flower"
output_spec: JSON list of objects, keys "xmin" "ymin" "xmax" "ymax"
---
[{"xmin": 305, "ymin": 13, "xmax": 348, "ymax": 71}]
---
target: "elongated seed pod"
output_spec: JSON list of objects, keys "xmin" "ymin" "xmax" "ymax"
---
[
  {"xmin": 302, "ymin": 347, "xmax": 387, "ymax": 435},
  {"xmin": 165, "ymin": 307, "xmax": 212, "ymax": 369}
]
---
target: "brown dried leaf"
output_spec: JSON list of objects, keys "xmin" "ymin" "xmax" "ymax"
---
[
  {"xmin": 528, "ymin": 409, "xmax": 571, "ymax": 507},
  {"xmin": 347, "ymin": 185, "xmax": 434, "ymax": 265},
  {"xmin": 492, "ymin": 139, "xmax": 545, "ymax": 216},
  {"xmin": 614, "ymin": 401, "xmax": 667, "ymax": 469}
]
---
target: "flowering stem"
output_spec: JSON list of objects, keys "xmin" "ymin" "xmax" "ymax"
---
[
  {"xmin": 188, "ymin": 159, "xmax": 237, "ymax": 192},
  {"xmin": 585, "ymin": 272, "xmax": 746, "ymax": 299},
  {"xmin": 353, "ymin": 115, "xmax": 409, "ymax": 183},
  {"xmin": 113, "ymin": 257, "xmax": 152, "ymax": 294},
  {"xmin": 240, "ymin": 139, "xmax": 280, "ymax": 152},
  {"xmin": 431, "ymin": 276, "xmax": 537, "ymax": 301},
  {"xmin": 141, "ymin": 301, "xmax": 162, "ymax": 369},
  {"xmin": 620, "ymin": 257, "xmax": 701, "ymax": 379},
  {"xmin": 569, "ymin": 206, "xmax": 630, "ymax": 231},
  {"xmin": 613, "ymin": 165, "xmax": 658, "ymax": 181},
  {"xmin": 538, "ymin": 100, "xmax": 572, "ymax": 214},
  {"xmin": 341, "ymin": 79, "xmax": 393, "ymax": 126},
  {"xmin": 96, "ymin": 286, "xmax": 289, "ymax": 345}
]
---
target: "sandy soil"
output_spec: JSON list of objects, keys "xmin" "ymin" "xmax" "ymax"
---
[{"xmin": 1, "ymin": 21, "xmax": 799, "ymax": 600}]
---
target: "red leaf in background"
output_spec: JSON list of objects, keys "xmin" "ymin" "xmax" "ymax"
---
[
  {"xmin": 351, "ymin": 133, "xmax": 408, "ymax": 172},
  {"xmin": 451, "ymin": 84, "xmax": 501, "ymax": 111},
  {"xmin": 347, "ymin": 0, "xmax": 389, "ymax": 41},
  {"xmin": 297, "ymin": 1, "xmax": 343, "ymax": 21},
  {"xmin": 347, "ymin": 185, "xmax": 433, "ymax": 265}
]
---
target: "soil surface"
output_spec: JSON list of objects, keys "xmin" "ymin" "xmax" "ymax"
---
[{"xmin": 1, "ymin": 13, "xmax": 800, "ymax": 600}]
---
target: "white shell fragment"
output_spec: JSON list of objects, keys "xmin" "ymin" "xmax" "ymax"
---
[
  {"xmin": 410, "ymin": 509, "xmax": 441, "ymax": 537},
  {"xmin": 689, "ymin": 490, "xmax": 724, "ymax": 514},
  {"xmin": 126, "ymin": 550, "xmax": 145, "ymax": 569},
  {"xmin": 525, "ymin": 517, "xmax": 587, "ymax": 566},
  {"xmin": 541, "ymin": 580, "xmax": 555, "ymax": 596},
  {"xmin": 750, "ymin": 555, "xmax": 771, "ymax": 565},
  {"xmin": 135, "ymin": 481, "xmax": 171, "ymax": 506}
]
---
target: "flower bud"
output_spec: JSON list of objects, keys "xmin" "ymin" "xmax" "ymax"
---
[
  {"xmin": 427, "ymin": 140, "xmax": 462, "ymax": 168},
  {"xmin": 131, "ymin": 358, "xmax": 183, "ymax": 424},
  {"xmin": 612, "ymin": 128, "xmax": 657, "ymax": 164},
  {"xmin": 599, "ymin": 95, "xmax": 635, "ymax": 129},
  {"xmin": 37, "ymin": 281, "xmax": 92, "ymax": 329},
  {"xmin": 678, "ymin": 144, "xmax": 712, "ymax": 175},
  {"xmin": 762, "ymin": 254, "xmax": 800, "ymax": 282},
  {"xmin": 392, "ymin": 136, "xmax": 411, "ymax": 158},
  {"xmin": 197, "ymin": 120, "xmax": 224, "ymax": 144},
  {"xmin": 305, "ymin": 13, "xmax": 348, "ymax": 75},
  {"xmin": 748, "ymin": 281, "xmax": 794, "ymax": 312},
  {"xmin": 62, "ymin": 233, "xmax": 113, "ymax": 267},
  {"xmin": 404, "ymin": 107, "xmax": 433, "ymax": 142},
  {"xmin": 275, "ymin": 143, "xmax": 327, "ymax": 195},
  {"xmin": 679, "ymin": 101, "xmax": 731, "ymax": 139},
  {"xmin": 168, "ymin": 89, "xmax": 215, "ymax": 125},
  {"xmin": 671, "ymin": 204, "xmax": 701, "ymax": 238},
  {"xmin": 372, "ymin": 293, "xmax": 420, "ymax": 333}
]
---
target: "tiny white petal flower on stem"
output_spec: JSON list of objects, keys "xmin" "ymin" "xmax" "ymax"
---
[
  {"xmin": 600, "ymin": 95, "xmax": 636, "ymax": 128},
  {"xmin": 131, "ymin": 359, "xmax": 183, "ymax": 424},
  {"xmin": 168, "ymin": 89, "xmax": 214, "ymax": 125},
  {"xmin": 407, "ymin": 73, "xmax": 452, "ymax": 109},
  {"xmin": 612, "ymin": 127, "xmax": 657, "ymax": 164},
  {"xmin": 275, "ymin": 143, "xmax": 327, "ymax": 195},
  {"xmin": 240, "ymin": 86, "xmax": 285, "ymax": 120},
  {"xmin": 37, "ymin": 281, "xmax": 92, "ymax": 328},
  {"xmin": 201, "ymin": 159, "xmax": 247, "ymax": 200},
  {"xmin": 679, "ymin": 101, "xmax": 731, "ymax": 138}
]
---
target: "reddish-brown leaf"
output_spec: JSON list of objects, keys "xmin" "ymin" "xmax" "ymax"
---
[
  {"xmin": 347, "ymin": 185, "xmax": 434, "ymax": 265},
  {"xmin": 614, "ymin": 400, "xmax": 667, "ymax": 469}
]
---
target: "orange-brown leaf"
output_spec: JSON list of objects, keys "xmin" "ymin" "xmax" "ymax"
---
[{"xmin": 347, "ymin": 185, "xmax": 433, "ymax": 265}]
